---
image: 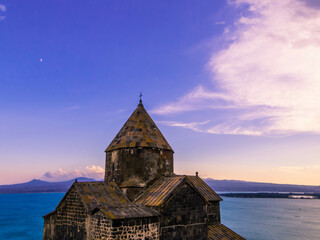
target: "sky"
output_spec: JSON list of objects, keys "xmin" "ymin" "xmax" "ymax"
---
[{"xmin": 1, "ymin": 0, "xmax": 320, "ymax": 185}]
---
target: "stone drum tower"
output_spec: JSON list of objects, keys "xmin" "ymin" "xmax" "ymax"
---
[{"xmin": 104, "ymin": 100, "xmax": 174, "ymax": 200}]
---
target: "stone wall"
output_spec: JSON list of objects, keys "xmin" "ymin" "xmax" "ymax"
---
[
  {"xmin": 160, "ymin": 223, "xmax": 206, "ymax": 240},
  {"xmin": 44, "ymin": 205, "xmax": 160, "ymax": 240},
  {"xmin": 111, "ymin": 217, "xmax": 159, "ymax": 240},
  {"xmin": 88, "ymin": 214, "xmax": 159, "ymax": 240},
  {"xmin": 43, "ymin": 211, "xmax": 56, "ymax": 240},
  {"xmin": 105, "ymin": 148, "xmax": 173, "ymax": 198},
  {"xmin": 206, "ymin": 201, "xmax": 221, "ymax": 224},
  {"xmin": 88, "ymin": 212, "xmax": 112, "ymax": 239},
  {"xmin": 157, "ymin": 182, "xmax": 207, "ymax": 240},
  {"xmin": 43, "ymin": 188, "xmax": 88, "ymax": 240}
]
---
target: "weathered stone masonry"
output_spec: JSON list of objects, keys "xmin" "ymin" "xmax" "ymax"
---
[
  {"xmin": 157, "ymin": 183, "xmax": 207, "ymax": 240},
  {"xmin": 105, "ymin": 148, "xmax": 173, "ymax": 201},
  {"xmin": 43, "ymin": 187, "xmax": 88, "ymax": 240},
  {"xmin": 89, "ymin": 212, "xmax": 159, "ymax": 240}
]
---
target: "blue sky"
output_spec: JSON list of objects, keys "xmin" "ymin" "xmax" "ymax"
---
[{"xmin": 1, "ymin": 0, "xmax": 320, "ymax": 185}]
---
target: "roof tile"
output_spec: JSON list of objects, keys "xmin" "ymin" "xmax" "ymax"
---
[
  {"xmin": 135, "ymin": 175, "xmax": 222, "ymax": 206},
  {"xmin": 208, "ymin": 224, "xmax": 246, "ymax": 240},
  {"xmin": 186, "ymin": 176, "xmax": 223, "ymax": 202},
  {"xmin": 106, "ymin": 103, "xmax": 173, "ymax": 152},
  {"xmin": 58, "ymin": 181, "xmax": 159, "ymax": 220}
]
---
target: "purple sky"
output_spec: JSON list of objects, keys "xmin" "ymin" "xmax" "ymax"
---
[{"xmin": 1, "ymin": 0, "xmax": 320, "ymax": 185}]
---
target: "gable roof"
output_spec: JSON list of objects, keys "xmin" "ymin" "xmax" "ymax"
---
[
  {"xmin": 186, "ymin": 176, "xmax": 223, "ymax": 202},
  {"xmin": 134, "ymin": 175, "xmax": 222, "ymax": 207},
  {"xmin": 208, "ymin": 224, "xmax": 246, "ymax": 240},
  {"xmin": 135, "ymin": 176, "xmax": 184, "ymax": 206},
  {"xmin": 100, "ymin": 205, "xmax": 160, "ymax": 220},
  {"xmin": 74, "ymin": 181, "xmax": 129, "ymax": 211},
  {"xmin": 105, "ymin": 102, "xmax": 173, "ymax": 152},
  {"xmin": 56, "ymin": 181, "xmax": 159, "ymax": 220}
]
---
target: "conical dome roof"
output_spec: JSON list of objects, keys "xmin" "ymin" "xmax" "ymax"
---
[{"xmin": 106, "ymin": 102, "xmax": 173, "ymax": 152}]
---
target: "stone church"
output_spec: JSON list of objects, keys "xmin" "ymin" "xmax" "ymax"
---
[{"xmin": 43, "ymin": 100, "xmax": 245, "ymax": 240}]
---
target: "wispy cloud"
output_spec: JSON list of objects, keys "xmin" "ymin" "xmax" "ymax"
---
[
  {"xmin": 274, "ymin": 165, "xmax": 320, "ymax": 173},
  {"xmin": 157, "ymin": 120, "xmax": 209, "ymax": 132},
  {"xmin": 0, "ymin": 3, "xmax": 6, "ymax": 21},
  {"xmin": 154, "ymin": 0, "xmax": 320, "ymax": 136},
  {"xmin": 0, "ymin": 4, "xmax": 6, "ymax": 12},
  {"xmin": 42, "ymin": 165, "xmax": 104, "ymax": 181},
  {"xmin": 152, "ymin": 85, "xmax": 235, "ymax": 115}
]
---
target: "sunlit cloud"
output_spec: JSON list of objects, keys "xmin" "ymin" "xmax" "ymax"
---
[
  {"xmin": 154, "ymin": 0, "xmax": 320, "ymax": 136},
  {"xmin": 42, "ymin": 165, "xmax": 104, "ymax": 181}
]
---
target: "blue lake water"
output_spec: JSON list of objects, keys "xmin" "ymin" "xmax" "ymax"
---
[{"xmin": 0, "ymin": 193, "xmax": 319, "ymax": 240}]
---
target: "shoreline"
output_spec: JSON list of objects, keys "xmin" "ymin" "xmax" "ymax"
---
[{"xmin": 220, "ymin": 192, "xmax": 320, "ymax": 199}]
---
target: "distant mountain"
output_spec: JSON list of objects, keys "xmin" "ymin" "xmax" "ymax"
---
[
  {"xmin": 0, "ymin": 177, "xmax": 96, "ymax": 194},
  {"xmin": 0, "ymin": 177, "xmax": 319, "ymax": 194},
  {"xmin": 204, "ymin": 178, "xmax": 320, "ymax": 193}
]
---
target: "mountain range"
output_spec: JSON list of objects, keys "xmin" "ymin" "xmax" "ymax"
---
[
  {"xmin": 205, "ymin": 178, "xmax": 320, "ymax": 193},
  {"xmin": 0, "ymin": 177, "xmax": 96, "ymax": 194},
  {"xmin": 0, "ymin": 177, "xmax": 319, "ymax": 194}
]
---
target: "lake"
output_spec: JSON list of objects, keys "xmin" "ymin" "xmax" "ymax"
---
[{"xmin": 0, "ymin": 193, "xmax": 319, "ymax": 239}]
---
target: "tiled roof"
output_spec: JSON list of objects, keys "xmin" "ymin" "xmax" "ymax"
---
[
  {"xmin": 208, "ymin": 224, "xmax": 246, "ymax": 240},
  {"xmin": 56, "ymin": 181, "xmax": 159, "ymax": 220},
  {"xmin": 105, "ymin": 102, "xmax": 173, "ymax": 152},
  {"xmin": 100, "ymin": 204, "xmax": 160, "ymax": 220},
  {"xmin": 74, "ymin": 181, "xmax": 129, "ymax": 211},
  {"xmin": 135, "ymin": 176, "xmax": 184, "ymax": 206},
  {"xmin": 135, "ymin": 175, "xmax": 222, "ymax": 206},
  {"xmin": 186, "ymin": 176, "xmax": 223, "ymax": 202}
]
